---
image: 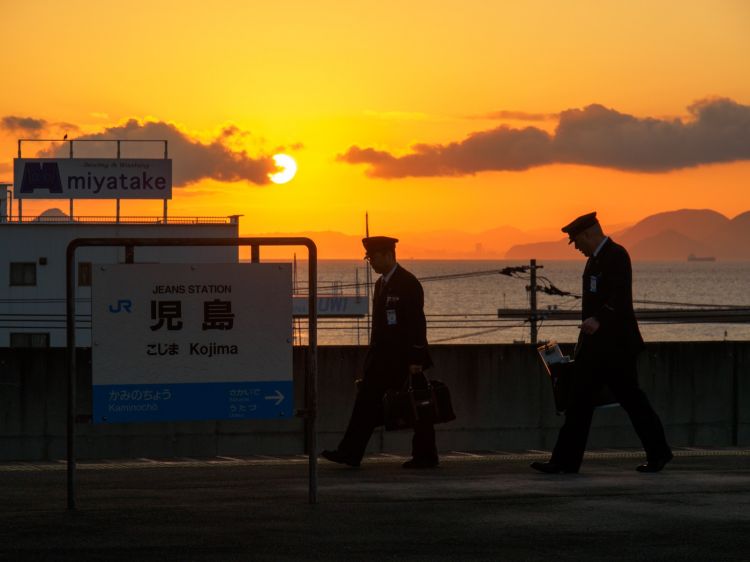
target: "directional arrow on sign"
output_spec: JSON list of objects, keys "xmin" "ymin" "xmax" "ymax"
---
[{"xmin": 264, "ymin": 390, "xmax": 285, "ymax": 406}]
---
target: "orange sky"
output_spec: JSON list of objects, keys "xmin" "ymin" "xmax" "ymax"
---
[{"xmin": 1, "ymin": 0, "xmax": 749, "ymax": 255}]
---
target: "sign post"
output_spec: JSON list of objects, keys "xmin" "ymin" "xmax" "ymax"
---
[{"xmin": 66, "ymin": 238, "xmax": 318, "ymax": 509}]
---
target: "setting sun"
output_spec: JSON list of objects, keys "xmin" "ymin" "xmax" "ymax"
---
[
  {"xmin": 269, "ymin": 154, "xmax": 297, "ymax": 185},
  {"xmin": 0, "ymin": 1, "xmax": 748, "ymax": 256}
]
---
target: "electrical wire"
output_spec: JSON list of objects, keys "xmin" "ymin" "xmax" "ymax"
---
[
  {"xmin": 4, "ymin": 264, "xmax": 748, "ymax": 345},
  {"xmin": 430, "ymin": 323, "xmax": 527, "ymax": 343}
]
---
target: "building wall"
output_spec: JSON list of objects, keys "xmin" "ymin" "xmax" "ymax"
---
[
  {"xmin": 0, "ymin": 342, "xmax": 747, "ymax": 461},
  {"xmin": 0, "ymin": 223, "xmax": 238, "ymax": 346}
]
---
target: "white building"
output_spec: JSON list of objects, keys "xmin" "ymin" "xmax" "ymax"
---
[{"xmin": 0, "ymin": 182, "xmax": 240, "ymax": 348}]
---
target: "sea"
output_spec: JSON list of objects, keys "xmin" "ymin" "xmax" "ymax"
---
[{"xmin": 290, "ymin": 260, "xmax": 750, "ymax": 346}]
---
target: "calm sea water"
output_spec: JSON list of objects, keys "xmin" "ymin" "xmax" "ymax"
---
[{"xmin": 292, "ymin": 260, "xmax": 750, "ymax": 345}]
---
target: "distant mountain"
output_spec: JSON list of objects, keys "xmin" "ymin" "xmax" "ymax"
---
[
  {"xmin": 399, "ymin": 226, "xmax": 527, "ymax": 258},
  {"xmin": 705, "ymin": 211, "xmax": 750, "ymax": 260},
  {"xmin": 33, "ymin": 208, "xmax": 70, "ymax": 222},
  {"xmin": 617, "ymin": 209, "xmax": 729, "ymax": 252},
  {"xmin": 505, "ymin": 239, "xmax": 580, "ymax": 260},
  {"xmin": 505, "ymin": 209, "xmax": 750, "ymax": 261},
  {"xmin": 244, "ymin": 208, "xmax": 750, "ymax": 260},
  {"xmin": 249, "ymin": 226, "xmax": 546, "ymax": 259},
  {"xmin": 628, "ymin": 230, "xmax": 711, "ymax": 260},
  {"xmin": 248, "ymin": 230, "xmax": 363, "ymax": 259}
]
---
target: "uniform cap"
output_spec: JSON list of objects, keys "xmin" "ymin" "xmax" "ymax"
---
[
  {"xmin": 561, "ymin": 212, "xmax": 598, "ymax": 243},
  {"xmin": 362, "ymin": 236, "xmax": 398, "ymax": 254}
]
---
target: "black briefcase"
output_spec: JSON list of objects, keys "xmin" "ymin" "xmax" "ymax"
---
[
  {"xmin": 383, "ymin": 373, "xmax": 456, "ymax": 431},
  {"xmin": 547, "ymin": 360, "xmax": 574, "ymax": 413},
  {"xmin": 538, "ymin": 342, "xmax": 618, "ymax": 414}
]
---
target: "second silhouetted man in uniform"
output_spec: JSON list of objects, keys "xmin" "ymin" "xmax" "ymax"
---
[
  {"xmin": 321, "ymin": 236, "xmax": 438, "ymax": 469},
  {"xmin": 532, "ymin": 212, "xmax": 672, "ymax": 474}
]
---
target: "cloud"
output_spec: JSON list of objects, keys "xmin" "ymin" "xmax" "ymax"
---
[
  {"xmin": 339, "ymin": 97, "xmax": 750, "ymax": 177},
  {"xmin": 40, "ymin": 119, "xmax": 277, "ymax": 187},
  {"xmin": 364, "ymin": 110, "xmax": 434, "ymax": 121},
  {"xmin": 341, "ymin": 126, "xmax": 553, "ymax": 178},
  {"xmin": 1, "ymin": 116, "xmax": 47, "ymax": 131},
  {"xmin": 475, "ymin": 110, "xmax": 558, "ymax": 122},
  {"xmin": 1, "ymin": 116, "xmax": 79, "ymax": 137}
]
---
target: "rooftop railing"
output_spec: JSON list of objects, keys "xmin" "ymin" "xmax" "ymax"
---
[{"xmin": 3, "ymin": 215, "xmax": 240, "ymax": 225}]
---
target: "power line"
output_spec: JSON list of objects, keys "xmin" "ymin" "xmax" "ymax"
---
[{"xmin": 430, "ymin": 323, "xmax": 527, "ymax": 343}]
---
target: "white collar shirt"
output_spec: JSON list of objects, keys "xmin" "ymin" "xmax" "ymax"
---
[
  {"xmin": 381, "ymin": 263, "xmax": 398, "ymax": 285},
  {"xmin": 593, "ymin": 237, "xmax": 609, "ymax": 258}
]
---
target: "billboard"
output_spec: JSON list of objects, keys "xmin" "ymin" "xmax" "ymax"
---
[
  {"xmin": 13, "ymin": 158, "xmax": 172, "ymax": 199},
  {"xmin": 92, "ymin": 264, "xmax": 292, "ymax": 423},
  {"xmin": 293, "ymin": 295, "xmax": 368, "ymax": 317}
]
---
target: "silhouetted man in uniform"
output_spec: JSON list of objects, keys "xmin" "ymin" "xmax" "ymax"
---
[
  {"xmin": 532, "ymin": 212, "xmax": 672, "ymax": 474},
  {"xmin": 321, "ymin": 236, "xmax": 438, "ymax": 469}
]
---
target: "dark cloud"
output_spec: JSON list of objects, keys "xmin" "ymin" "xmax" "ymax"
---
[
  {"xmin": 339, "ymin": 98, "xmax": 750, "ymax": 177},
  {"xmin": 41, "ymin": 119, "xmax": 276, "ymax": 186},
  {"xmin": 477, "ymin": 110, "xmax": 558, "ymax": 121},
  {"xmin": 219, "ymin": 125, "xmax": 243, "ymax": 139},
  {"xmin": 1, "ymin": 116, "xmax": 80, "ymax": 136},
  {"xmin": 341, "ymin": 127, "xmax": 553, "ymax": 178},
  {"xmin": 55, "ymin": 122, "xmax": 80, "ymax": 133},
  {"xmin": 1, "ymin": 116, "xmax": 48, "ymax": 132}
]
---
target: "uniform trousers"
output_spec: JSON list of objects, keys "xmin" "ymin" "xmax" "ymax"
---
[
  {"xmin": 551, "ymin": 354, "xmax": 671, "ymax": 471},
  {"xmin": 338, "ymin": 372, "xmax": 437, "ymax": 464}
]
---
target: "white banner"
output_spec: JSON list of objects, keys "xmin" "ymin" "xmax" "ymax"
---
[
  {"xmin": 293, "ymin": 295, "xmax": 368, "ymax": 317},
  {"xmin": 14, "ymin": 158, "xmax": 172, "ymax": 199}
]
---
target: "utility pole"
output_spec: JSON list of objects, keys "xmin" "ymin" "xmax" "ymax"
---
[
  {"xmin": 365, "ymin": 212, "xmax": 372, "ymax": 340},
  {"xmin": 528, "ymin": 259, "xmax": 538, "ymax": 344}
]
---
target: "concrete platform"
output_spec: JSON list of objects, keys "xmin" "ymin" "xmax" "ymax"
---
[{"xmin": 1, "ymin": 448, "xmax": 749, "ymax": 561}]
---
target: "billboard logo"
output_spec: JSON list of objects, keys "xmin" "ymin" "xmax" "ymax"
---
[
  {"xmin": 109, "ymin": 299, "xmax": 133, "ymax": 313},
  {"xmin": 20, "ymin": 162, "xmax": 63, "ymax": 194}
]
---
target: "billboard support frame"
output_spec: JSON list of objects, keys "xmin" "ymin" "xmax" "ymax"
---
[{"xmin": 66, "ymin": 237, "xmax": 318, "ymax": 510}]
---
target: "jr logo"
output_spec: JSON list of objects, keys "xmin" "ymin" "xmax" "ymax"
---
[
  {"xmin": 20, "ymin": 162, "xmax": 63, "ymax": 194},
  {"xmin": 109, "ymin": 299, "xmax": 133, "ymax": 313}
]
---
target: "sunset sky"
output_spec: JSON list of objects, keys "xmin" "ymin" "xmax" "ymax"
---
[{"xmin": 1, "ymin": 0, "xmax": 749, "ymax": 256}]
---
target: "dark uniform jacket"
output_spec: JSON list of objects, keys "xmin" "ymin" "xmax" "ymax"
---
[
  {"xmin": 578, "ymin": 238, "xmax": 644, "ymax": 361},
  {"xmin": 364, "ymin": 264, "xmax": 432, "ymax": 390}
]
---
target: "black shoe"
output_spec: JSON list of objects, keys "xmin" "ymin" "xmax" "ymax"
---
[
  {"xmin": 530, "ymin": 461, "xmax": 577, "ymax": 474},
  {"xmin": 636, "ymin": 452, "xmax": 673, "ymax": 473},
  {"xmin": 320, "ymin": 449, "xmax": 360, "ymax": 467},
  {"xmin": 402, "ymin": 458, "xmax": 439, "ymax": 469}
]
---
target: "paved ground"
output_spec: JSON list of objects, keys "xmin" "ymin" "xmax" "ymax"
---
[{"xmin": 1, "ymin": 448, "xmax": 749, "ymax": 561}]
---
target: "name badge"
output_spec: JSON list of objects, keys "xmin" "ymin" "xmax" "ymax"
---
[
  {"xmin": 589, "ymin": 275, "xmax": 598, "ymax": 293},
  {"xmin": 386, "ymin": 309, "xmax": 397, "ymax": 325}
]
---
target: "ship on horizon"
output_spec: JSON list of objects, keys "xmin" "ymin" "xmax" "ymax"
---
[{"xmin": 687, "ymin": 253, "xmax": 716, "ymax": 262}]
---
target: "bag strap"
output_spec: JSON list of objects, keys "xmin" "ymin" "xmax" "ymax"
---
[{"xmin": 405, "ymin": 370, "xmax": 431, "ymax": 391}]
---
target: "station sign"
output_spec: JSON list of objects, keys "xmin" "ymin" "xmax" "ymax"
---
[
  {"xmin": 92, "ymin": 263, "xmax": 292, "ymax": 423},
  {"xmin": 13, "ymin": 158, "xmax": 172, "ymax": 199}
]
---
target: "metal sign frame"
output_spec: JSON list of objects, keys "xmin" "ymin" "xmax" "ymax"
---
[{"xmin": 66, "ymin": 237, "xmax": 318, "ymax": 509}]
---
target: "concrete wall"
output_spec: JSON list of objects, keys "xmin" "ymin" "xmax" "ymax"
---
[{"xmin": 0, "ymin": 342, "xmax": 748, "ymax": 460}]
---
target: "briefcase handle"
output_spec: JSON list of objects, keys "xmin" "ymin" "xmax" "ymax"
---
[{"xmin": 404, "ymin": 370, "xmax": 432, "ymax": 392}]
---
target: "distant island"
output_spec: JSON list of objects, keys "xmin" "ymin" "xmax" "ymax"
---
[
  {"xmin": 687, "ymin": 254, "xmax": 716, "ymax": 262},
  {"xmin": 242, "ymin": 208, "xmax": 750, "ymax": 260},
  {"xmin": 505, "ymin": 209, "xmax": 750, "ymax": 261}
]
